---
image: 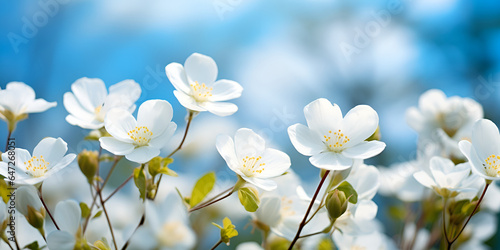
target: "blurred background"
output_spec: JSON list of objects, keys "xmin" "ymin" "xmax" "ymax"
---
[{"xmin": 1, "ymin": 0, "xmax": 500, "ymax": 248}]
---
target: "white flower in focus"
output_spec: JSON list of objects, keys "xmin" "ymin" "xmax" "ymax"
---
[
  {"xmin": 0, "ymin": 82, "xmax": 56, "ymax": 127},
  {"xmin": 459, "ymin": 119, "xmax": 500, "ymax": 181},
  {"xmin": 128, "ymin": 193, "xmax": 196, "ymax": 250},
  {"xmin": 0, "ymin": 137, "xmax": 76, "ymax": 186},
  {"xmin": 165, "ymin": 53, "xmax": 243, "ymax": 116},
  {"xmin": 47, "ymin": 200, "xmax": 82, "ymax": 250},
  {"xmin": 406, "ymin": 89, "xmax": 483, "ymax": 158},
  {"xmin": 99, "ymin": 100, "xmax": 177, "ymax": 164},
  {"xmin": 216, "ymin": 128, "xmax": 291, "ymax": 191},
  {"xmin": 288, "ymin": 98, "xmax": 385, "ymax": 171},
  {"xmin": 413, "ymin": 156, "xmax": 472, "ymax": 197},
  {"xmin": 64, "ymin": 77, "xmax": 141, "ymax": 129}
]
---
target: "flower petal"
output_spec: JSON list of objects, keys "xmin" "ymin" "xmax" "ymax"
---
[
  {"xmin": 309, "ymin": 152, "xmax": 353, "ymax": 171},
  {"xmin": 241, "ymin": 175, "xmax": 277, "ymax": 191},
  {"xmin": 216, "ymin": 134, "xmax": 240, "ymax": 173},
  {"xmin": 149, "ymin": 122, "xmax": 177, "ymax": 149},
  {"xmin": 108, "ymin": 79, "xmax": 142, "ymax": 103},
  {"xmin": 47, "ymin": 230, "xmax": 76, "ymax": 250},
  {"xmin": 209, "ymin": 79, "xmax": 243, "ymax": 102},
  {"xmin": 0, "ymin": 82, "xmax": 35, "ymax": 115},
  {"xmin": 234, "ymin": 128, "xmax": 266, "ymax": 159},
  {"xmin": 104, "ymin": 108, "xmax": 136, "ymax": 142},
  {"xmin": 125, "ymin": 146, "xmax": 160, "ymax": 164},
  {"xmin": 16, "ymin": 186, "xmax": 42, "ymax": 216},
  {"xmin": 287, "ymin": 124, "xmax": 325, "ymax": 156},
  {"xmin": 353, "ymin": 200, "xmax": 378, "ymax": 220},
  {"xmin": 24, "ymin": 99, "xmax": 57, "ymax": 113},
  {"xmin": 472, "ymin": 119, "xmax": 500, "ymax": 161},
  {"xmin": 341, "ymin": 141, "xmax": 385, "ymax": 159},
  {"xmin": 418, "ymin": 89, "xmax": 447, "ymax": 117},
  {"xmin": 342, "ymin": 105, "xmax": 379, "ymax": 145},
  {"xmin": 304, "ymin": 98, "xmax": 342, "ymax": 135},
  {"xmin": 71, "ymin": 77, "xmax": 107, "ymax": 112},
  {"xmin": 184, "ymin": 53, "xmax": 218, "ymax": 85},
  {"xmin": 63, "ymin": 92, "xmax": 95, "ymax": 122},
  {"xmin": 173, "ymin": 90, "xmax": 206, "ymax": 112},
  {"xmin": 100, "ymin": 137, "xmax": 135, "ymax": 155},
  {"xmin": 33, "ymin": 137, "xmax": 68, "ymax": 167},
  {"xmin": 54, "ymin": 200, "xmax": 81, "ymax": 235},
  {"xmin": 257, "ymin": 148, "xmax": 291, "ymax": 178},
  {"xmin": 165, "ymin": 62, "xmax": 191, "ymax": 94},
  {"xmin": 199, "ymin": 101, "xmax": 238, "ymax": 116},
  {"xmin": 413, "ymin": 171, "xmax": 436, "ymax": 189},
  {"xmin": 136, "ymin": 100, "xmax": 174, "ymax": 136},
  {"xmin": 48, "ymin": 154, "xmax": 76, "ymax": 175}
]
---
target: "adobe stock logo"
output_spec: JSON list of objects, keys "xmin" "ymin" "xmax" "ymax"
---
[
  {"xmin": 7, "ymin": 0, "xmax": 72, "ymax": 54},
  {"xmin": 339, "ymin": 0, "xmax": 407, "ymax": 63}
]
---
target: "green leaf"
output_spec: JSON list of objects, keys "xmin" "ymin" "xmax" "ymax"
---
[
  {"xmin": 80, "ymin": 202, "xmax": 90, "ymax": 219},
  {"xmin": 148, "ymin": 157, "xmax": 177, "ymax": 177},
  {"xmin": 0, "ymin": 179, "xmax": 10, "ymax": 203},
  {"xmin": 336, "ymin": 181, "xmax": 358, "ymax": 204},
  {"xmin": 213, "ymin": 217, "xmax": 238, "ymax": 245},
  {"xmin": 23, "ymin": 241, "xmax": 46, "ymax": 250},
  {"xmin": 92, "ymin": 210, "xmax": 103, "ymax": 219},
  {"xmin": 134, "ymin": 166, "xmax": 147, "ymax": 202},
  {"xmin": 317, "ymin": 237, "xmax": 334, "ymax": 250},
  {"xmin": 93, "ymin": 238, "xmax": 111, "ymax": 250},
  {"xmin": 189, "ymin": 172, "xmax": 216, "ymax": 207},
  {"xmin": 238, "ymin": 187, "xmax": 260, "ymax": 212}
]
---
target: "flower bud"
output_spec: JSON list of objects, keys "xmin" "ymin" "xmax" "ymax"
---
[
  {"xmin": 27, "ymin": 205, "xmax": 45, "ymax": 229},
  {"xmin": 78, "ymin": 150, "xmax": 99, "ymax": 183},
  {"xmin": 326, "ymin": 189, "xmax": 348, "ymax": 219}
]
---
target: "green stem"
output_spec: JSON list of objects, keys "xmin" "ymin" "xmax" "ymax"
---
[
  {"xmin": 210, "ymin": 239, "xmax": 223, "ymax": 250},
  {"xmin": 38, "ymin": 184, "xmax": 59, "ymax": 230},
  {"xmin": 96, "ymin": 184, "xmax": 118, "ymax": 250},
  {"xmin": 442, "ymin": 197, "xmax": 450, "ymax": 248},
  {"xmin": 103, "ymin": 174, "xmax": 133, "ymax": 204}
]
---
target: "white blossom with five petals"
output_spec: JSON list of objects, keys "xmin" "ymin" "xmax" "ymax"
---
[
  {"xmin": 288, "ymin": 98, "xmax": 385, "ymax": 171},
  {"xmin": 64, "ymin": 77, "xmax": 141, "ymax": 129},
  {"xmin": 99, "ymin": 100, "xmax": 177, "ymax": 164},
  {"xmin": 165, "ymin": 53, "xmax": 243, "ymax": 116},
  {"xmin": 216, "ymin": 128, "xmax": 291, "ymax": 191}
]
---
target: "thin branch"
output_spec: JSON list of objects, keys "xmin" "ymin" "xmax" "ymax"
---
[
  {"xmin": 38, "ymin": 184, "xmax": 59, "ymax": 230},
  {"xmin": 104, "ymin": 174, "xmax": 133, "ymax": 203},
  {"xmin": 4, "ymin": 130, "xmax": 12, "ymax": 152},
  {"xmin": 210, "ymin": 239, "xmax": 223, "ymax": 250},
  {"xmin": 166, "ymin": 111, "xmax": 194, "ymax": 159},
  {"xmin": 189, "ymin": 190, "xmax": 234, "ymax": 213},
  {"xmin": 96, "ymin": 184, "xmax": 118, "ymax": 250}
]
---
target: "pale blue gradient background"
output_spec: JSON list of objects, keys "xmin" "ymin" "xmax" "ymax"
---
[{"xmin": 1, "ymin": 0, "xmax": 500, "ymax": 248}]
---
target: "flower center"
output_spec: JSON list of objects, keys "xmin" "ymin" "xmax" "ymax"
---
[
  {"xmin": 24, "ymin": 156, "xmax": 49, "ymax": 178},
  {"xmin": 484, "ymin": 154, "xmax": 500, "ymax": 177},
  {"xmin": 190, "ymin": 81, "xmax": 213, "ymax": 102},
  {"xmin": 127, "ymin": 126, "xmax": 153, "ymax": 147},
  {"xmin": 240, "ymin": 156, "xmax": 266, "ymax": 177},
  {"xmin": 280, "ymin": 196, "xmax": 295, "ymax": 218},
  {"xmin": 157, "ymin": 221, "xmax": 188, "ymax": 247},
  {"xmin": 324, "ymin": 130, "xmax": 350, "ymax": 152},
  {"xmin": 94, "ymin": 105, "xmax": 105, "ymax": 122}
]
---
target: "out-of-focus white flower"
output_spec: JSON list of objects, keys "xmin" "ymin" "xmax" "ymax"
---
[
  {"xmin": 128, "ymin": 193, "xmax": 196, "ymax": 250},
  {"xmin": 16, "ymin": 185, "xmax": 43, "ymax": 217},
  {"xmin": 457, "ymin": 212, "xmax": 497, "ymax": 250},
  {"xmin": 406, "ymin": 89, "xmax": 483, "ymax": 158},
  {"xmin": 459, "ymin": 119, "xmax": 500, "ymax": 181},
  {"xmin": 47, "ymin": 200, "xmax": 82, "ymax": 250},
  {"xmin": 401, "ymin": 223, "xmax": 430, "ymax": 250},
  {"xmin": 378, "ymin": 161, "xmax": 426, "ymax": 202},
  {"xmin": 99, "ymin": 100, "xmax": 177, "ymax": 163},
  {"xmin": 236, "ymin": 242, "xmax": 264, "ymax": 250},
  {"xmin": 165, "ymin": 53, "xmax": 243, "ymax": 116},
  {"xmin": 333, "ymin": 230, "xmax": 397, "ymax": 250},
  {"xmin": 288, "ymin": 98, "xmax": 385, "ymax": 171},
  {"xmin": 64, "ymin": 77, "xmax": 141, "ymax": 129},
  {"xmin": 0, "ymin": 82, "xmax": 56, "ymax": 126},
  {"xmin": 413, "ymin": 156, "xmax": 472, "ymax": 197},
  {"xmin": 0, "ymin": 138, "xmax": 76, "ymax": 186},
  {"xmin": 216, "ymin": 128, "xmax": 291, "ymax": 191},
  {"xmin": 0, "ymin": 200, "xmax": 7, "ymax": 223}
]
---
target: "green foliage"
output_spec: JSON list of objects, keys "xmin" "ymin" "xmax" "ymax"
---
[
  {"xmin": 23, "ymin": 241, "xmax": 46, "ymax": 250},
  {"xmin": 92, "ymin": 210, "xmax": 103, "ymax": 219},
  {"xmin": 80, "ymin": 202, "xmax": 90, "ymax": 219},
  {"xmin": 133, "ymin": 166, "xmax": 147, "ymax": 202},
  {"xmin": 336, "ymin": 181, "xmax": 358, "ymax": 204},
  {"xmin": 317, "ymin": 237, "xmax": 335, "ymax": 250},
  {"xmin": 212, "ymin": 217, "xmax": 238, "ymax": 245},
  {"xmin": 93, "ymin": 238, "xmax": 111, "ymax": 250},
  {"xmin": 238, "ymin": 187, "xmax": 260, "ymax": 212},
  {"xmin": 148, "ymin": 157, "xmax": 177, "ymax": 178},
  {"xmin": 0, "ymin": 179, "xmax": 9, "ymax": 203},
  {"xmin": 190, "ymin": 172, "xmax": 216, "ymax": 207}
]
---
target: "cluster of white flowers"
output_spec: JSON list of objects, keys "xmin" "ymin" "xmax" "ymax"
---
[{"xmin": 0, "ymin": 59, "xmax": 499, "ymax": 250}]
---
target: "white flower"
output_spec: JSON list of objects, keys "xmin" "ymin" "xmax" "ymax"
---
[
  {"xmin": 378, "ymin": 161, "xmax": 426, "ymax": 202},
  {"xmin": 216, "ymin": 128, "xmax": 291, "ymax": 191},
  {"xmin": 47, "ymin": 200, "xmax": 82, "ymax": 250},
  {"xmin": 333, "ymin": 230, "xmax": 397, "ymax": 250},
  {"xmin": 0, "ymin": 200, "xmax": 6, "ymax": 223},
  {"xmin": 99, "ymin": 100, "xmax": 177, "ymax": 164},
  {"xmin": 288, "ymin": 98, "xmax": 385, "ymax": 171},
  {"xmin": 457, "ymin": 212, "xmax": 497, "ymax": 250},
  {"xmin": 236, "ymin": 242, "xmax": 264, "ymax": 250},
  {"xmin": 0, "ymin": 137, "xmax": 76, "ymax": 186},
  {"xmin": 406, "ymin": 89, "xmax": 483, "ymax": 158},
  {"xmin": 64, "ymin": 77, "xmax": 141, "ymax": 129},
  {"xmin": 413, "ymin": 156, "xmax": 472, "ymax": 197},
  {"xmin": 0, "ymin": 82, "xmax": 56, "ymax": 124},
  {"xmin": 459, "ymin": 119, "xmax": 500, "ymax": 181},
  {"xmin": 129, "ymin": 193, "xmax": 196, "ymax": 250},
  {"xmin": 165, "ymin": 53, "xmax": 243, "ymax": 116},
  {"xmin": 16, "ymin": 185, "xmax": 43, "ymax": 217}
]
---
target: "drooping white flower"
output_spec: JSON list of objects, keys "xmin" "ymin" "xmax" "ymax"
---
[
  {"xmin": 288, "ymin": 98, "xmax": 385, "ymax": 171},
  {"xmin": 0, "ymin": 82, "xmax": 56, "ymax": 126},
  {"xmin": 216, "ymin": 128, "xmax": 291, "ymax": 191},
  {"xmin": 128, "ymin": 193, "xmax": 196, "ymax": 250},
  {"xmin": 459, "ymin": 119, "xmax": 500, "ymax": 181},
  {"xmin": 64, "ymin": 77, "xmax": 141, "ymax": 129},
  {"xmin": 47, "ymin": 200, "xmax": 82, "ymax": 250},
  {"xmin": 165, "ymin": 53, "xmax": 243, "ymax": 116},
  {"xmin": 16, "ymin": 185, "xmax": 43, "ymax": 217},
  {"xmin": 406, "ymin": 89, "xmax": 483, "ymax": 158},
  {"xmin": 0, "ymin": 137, "xmax": 76, "ymax": 186},
  {"xmin": 99, "ymin": 100, "xmax": 177, "ymax": 164},
  {"xmin": 413, "ymin": 156, "xmax": 472, "ymax": 197}
]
